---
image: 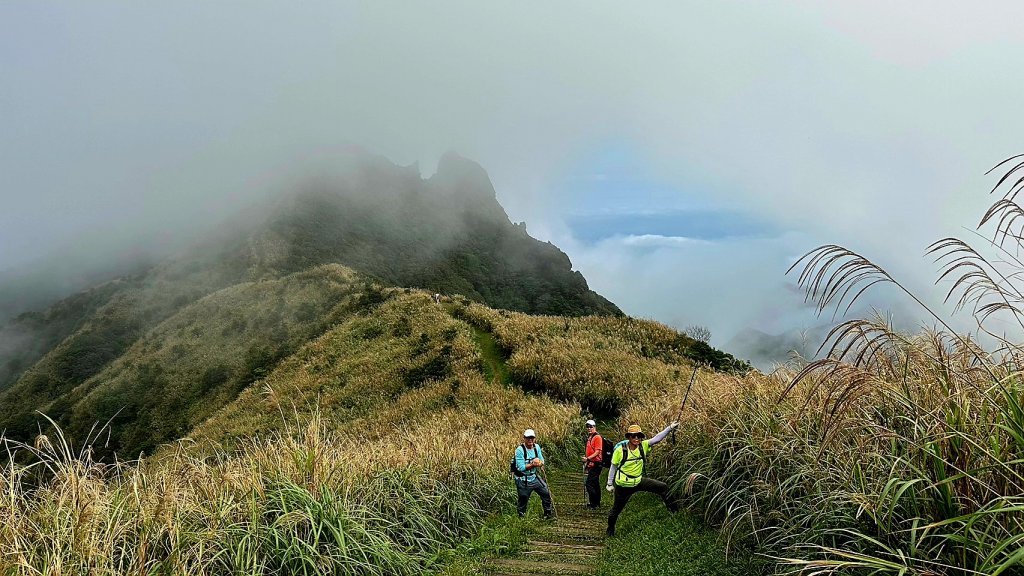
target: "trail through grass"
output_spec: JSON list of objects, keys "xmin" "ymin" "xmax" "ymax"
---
[
  {"xmin": 471, "ymin": 324, "xmax": 512, "ymax": 387},
  {"xmin": 440, "ymin": 306, "xmax": 760, "ymax": 574},
  {"xmin": 433, "ymin": 467, "xmax": 759, "ymax": 576}
]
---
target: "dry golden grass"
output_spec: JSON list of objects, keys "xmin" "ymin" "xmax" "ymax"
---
[
  {"xmin": 1, "ymin": 288, "xmax": 580, "ymax": 575},
  {"xmin": 635, "ymin": 318, "xmax": 1024, "ymax": 575},
  {"xmin": 454, "ymin": 302, "xmax": 700, "ymax": 413}
]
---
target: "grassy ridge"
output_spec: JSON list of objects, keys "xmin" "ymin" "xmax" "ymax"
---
[
  {"xmin": 452, "ymin": 301, "xmax": 746, "ymax": 415},
  {"xmin": 1, "ymin": 288, "xmax": 580, "ymax": 575},
  {"xmin": 37, "ymin": 265, "xmax": 362, "ymax": 456},
  {"xmin": 0, "ymin": 225, "xmax": 263, "ymax": 447},
  {"xmin": 19, "ymin": 254, "xmax": 1023, "ymax": 574}
]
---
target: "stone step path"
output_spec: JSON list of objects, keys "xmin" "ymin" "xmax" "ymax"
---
[{"xmin": 483, "ymin": 470, "xmax": 609, "ymax": 576}]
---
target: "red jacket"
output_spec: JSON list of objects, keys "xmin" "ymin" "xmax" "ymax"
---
[{"xmin": 585, "ymin": 433, "xmax": 603, "ymax": 468}]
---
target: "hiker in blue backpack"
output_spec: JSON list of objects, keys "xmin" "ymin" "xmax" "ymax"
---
[
  {"xmin": 512, "ymin": 428, "xmax": 554, "ymax": 519},
  {"xmin": 605, "ymin": 421, "xmax": 680, "ymax": 536}
]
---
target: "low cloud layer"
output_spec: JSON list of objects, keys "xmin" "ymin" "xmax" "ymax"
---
[{"xmin": 4, "ymin": 2, "xmax": 1024, "ymax": 362}]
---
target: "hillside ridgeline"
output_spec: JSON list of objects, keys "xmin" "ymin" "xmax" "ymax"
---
[
  {"xmin": 4, "ymin": 282, "xmax": 733, "ymax": 573},
  {"xmin": 0, "ymin": 150, "xmax": 620, "ymax": 450}
]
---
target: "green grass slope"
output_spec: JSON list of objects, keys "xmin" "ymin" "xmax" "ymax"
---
[
  {"xmin": 189, "ymin": 286, "xmax": 483, "ymax": 446},
  {"xmin": 1, "ymin": 276, "xmax": 759, "ymax": 575},
  {"xmin": 32, "ymin": 265, "xmax": 360, "ymax": 455},
  {"xmin": 0, "ymin": 235, "xmax": 256, "ymax": 442},
  {"xmin": 0, "ymin": 283, "xmax": 585, "ymax": 575},
  {"xmin": 0, "ymin": 279, "xmax": 125, "ymax": 392}
]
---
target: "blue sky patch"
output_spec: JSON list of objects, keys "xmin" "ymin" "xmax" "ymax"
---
[
  {"xmin": 559, "ymin": 142, "xmax": 775, "ymax": 244},
  {"xmin": 566, "ymin": 208, "xmax": 775, "ymax": 244}
]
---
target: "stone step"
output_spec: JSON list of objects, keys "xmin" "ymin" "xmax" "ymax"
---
[
  {"xmin": 527, "ymin": 540, "xmax": 603, "ymax": 552},
  {"xmin": 484, "ymin": 558, "xmax": 594, "ymax": 576},
  {"xmin": 544, "ymin": 528, "xmax": 606, "ymax": 544},
  {"xmin": 517, "ymin": 549, "xmax": 598, "ymax": 564},
  {"xmin": 541, "ymin": 520, "xmax": 605, "ymax": 530},
  {"xmin": 547, "ymin": 501, "xmax": 599, "ymax": 508}
]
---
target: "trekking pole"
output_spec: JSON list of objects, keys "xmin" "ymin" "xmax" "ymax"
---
[
  {"xmin": 538, "ymin": 464, "xmax": 558, "ymax": 518},
  {"xmin": 582, "ymin": 459, "xmax": 588, "ymax": 503},
  {"xmin": 672, "ymin": 364, "xmax": 699, "ymax": 445}
]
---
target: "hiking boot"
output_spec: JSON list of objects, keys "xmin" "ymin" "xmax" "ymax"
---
[
  {"xmin": 543, "ymin": 512, "xmax": 554, "ymax": 520},
  {"xmin": 606, "ymin": 528, "xmax": 615, "ymax": 537}
]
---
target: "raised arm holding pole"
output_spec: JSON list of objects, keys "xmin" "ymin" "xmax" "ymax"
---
[{"xmin": 672, "ymin": 363, "xmax": 699, "ymax": 445}]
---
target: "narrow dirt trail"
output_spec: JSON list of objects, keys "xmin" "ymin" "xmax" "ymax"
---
[
  {"xmin": 444, "ymin": 305, "xmax": 609, "ymax": 575},
  {"xmin": 483, "ymin": 469, "xmax": 606, "ymax": 576}
]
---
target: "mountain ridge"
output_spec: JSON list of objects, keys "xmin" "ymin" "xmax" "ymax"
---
[{"xmin": 0, "ymin": 151, "xmax": 622, "ymax": 452}]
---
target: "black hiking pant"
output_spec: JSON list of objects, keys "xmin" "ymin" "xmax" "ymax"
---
[
  {"xmin": 584, "ymin": 465, "xmax": 602, "ymax": 508},
  {"xmin": 516, "ymin": 476, "xmax": 553, "ymax": 518},
  {"xmin": 606, "ymin": 477, "xmax": 678, "ymax": 536}
]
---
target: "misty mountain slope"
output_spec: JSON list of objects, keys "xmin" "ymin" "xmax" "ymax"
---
[
  {"xmin": 0, "ymin": 151, "xmax": 616, "ymax": 414},
  {"xmin": 250, "ymin": 151, "xmax": 620, "ymax": 316},
  {"xmin": 0, "ymin": 151, "xmax": 622, "ymax": 453},
  {"xmin": 1, "ymin": 265, "xmax": 360, "ymax": 455},
  {"xmin": 0, "ymin": 279, "xmax": 126, "ymax": 393},
  {"xmin": 0, "ymin": 224, "xmax": 262, "ymax": 405}
]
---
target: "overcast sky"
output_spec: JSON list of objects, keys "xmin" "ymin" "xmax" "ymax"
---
[{"xmin": 4, "ymin": 2, "xmax": 1024, "ymax": 357}]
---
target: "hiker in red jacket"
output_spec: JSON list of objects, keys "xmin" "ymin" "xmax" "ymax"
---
[{"xmin": 582, "ymin": 419, "xmax": 603, "ymax": 509}]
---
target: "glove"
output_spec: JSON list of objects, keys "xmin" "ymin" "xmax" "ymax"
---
[
  {"xmin": 670, "ymin": 421, "xmax": 680, "ymax": 429},
  {"xmin": 606, "ymin": 485, "xmax": 614, "ymax": 492}
]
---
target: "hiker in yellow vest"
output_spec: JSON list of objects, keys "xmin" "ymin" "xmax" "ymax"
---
[{"xmin": 605, "ymin": 422, "xmax": 680, "ymax": 537}]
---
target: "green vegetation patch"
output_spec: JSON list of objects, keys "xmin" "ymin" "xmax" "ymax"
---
[
  {"xmin": 191, "ymin": 288, "xmax": 481, "ymax": 447},
  {"xmin": 469, "ymin": 324, "xmax": 511, "ymax": 387},
  {"xmin": 428, "ymin": 513, "xmax": 541, "ymax": 576},
  {"xmin": 599, "ymin": 496, "xmax": 763, "ymax": 576},
  {"xmin": 31, "ymin": 265, "xmax": 359, "ymax": 456}
]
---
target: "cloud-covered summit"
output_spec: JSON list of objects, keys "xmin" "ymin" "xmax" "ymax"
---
[{"xmin": 4, "ymin": 2, "xmax": 1023, "ymax": 364}]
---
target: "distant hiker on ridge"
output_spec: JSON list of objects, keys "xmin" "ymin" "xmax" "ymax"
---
[
  {"xmin": 512, "ymin": 428, "xmax": 554, "ymax": 519},
  {"xmin": 582, "ymin": 419, "xmax": 604, "ymax": 509},
  {"xmin": 605, "ymin": 421, "xmax": 680, "ymax": 537},
  {"xmin": 433, "ymin": 293, "xmax": 441, "ymax": 304}
]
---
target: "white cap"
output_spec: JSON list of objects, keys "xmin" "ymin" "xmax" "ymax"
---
[
  {"xmin": 585, "ymin": 419, "xmax": 596, "ymax": 426},
  {"xmin": 523, "ymin": 429, "xmax": 536, "ymax": 438}
]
